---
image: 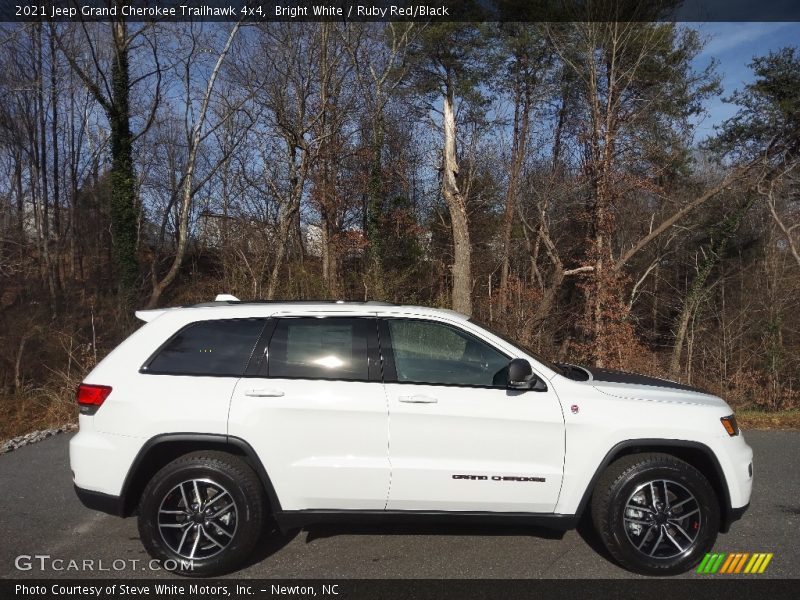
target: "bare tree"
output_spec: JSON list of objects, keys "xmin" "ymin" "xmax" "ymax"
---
[
  {"xmin": 760, "ymin": 169, "xmax": 800, "ymax": 270},
  {"xmin": 344, "ymin": 23, "xmax": 418, "ymax": 297},
  {"xmin": 57, "ymin": 12, "xmax": 163, "ymax": 300},
  {"xmin": 146, "ymin": 21, "xmax": 242, "ymax": 308},
  {"xmin": 496, "ymin": 24, "xmax": 553, "ymax": 314}
]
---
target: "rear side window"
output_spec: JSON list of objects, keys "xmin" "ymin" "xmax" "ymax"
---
[
  {"xmin": 144, "ymin": 319, "xmax": 266, "ymax": 376},
  {"xmin": 268, "ymin": 318, "xmax": 369, "ymax": 381}
]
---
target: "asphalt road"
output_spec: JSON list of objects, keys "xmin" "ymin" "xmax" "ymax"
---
[{"xmin": 0, "ymin": 431, "xmax": 797, "ymax": 579}]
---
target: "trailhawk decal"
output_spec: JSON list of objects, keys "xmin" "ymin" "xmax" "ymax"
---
[{"xmin": 452, "ymin": 474, "xmax": 546, "ymax": 482}]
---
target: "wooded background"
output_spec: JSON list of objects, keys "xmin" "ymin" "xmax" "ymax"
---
[{"xmin": 1, "ymin": 19, "xmax": 799, "ymax": 438}]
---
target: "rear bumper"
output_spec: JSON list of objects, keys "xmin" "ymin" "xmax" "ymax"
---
[
  {"xmin": 74, "ymin": 485, "xmax": 125, "ymax": 517},
  {"xmin": 70, "ymin": 426, "xmax": 145, "ymax": 498}
]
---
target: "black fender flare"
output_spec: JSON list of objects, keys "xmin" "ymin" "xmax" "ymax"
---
[
  {"xmin": 574, "ymin": 438, "xmax": 735, "ymax": 531},
  {"xmin": 119, "ymin": 432, "xmax": 282, "ymax": 517}
]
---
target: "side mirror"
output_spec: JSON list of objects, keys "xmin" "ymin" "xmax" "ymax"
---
[{"xmin": 507, "ymin": 358, "xmax": 547, "ymax": 391}]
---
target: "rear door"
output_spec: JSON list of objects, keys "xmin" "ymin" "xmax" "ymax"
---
[
  {"xmin": 381, "ymin": 316, "xmax": 565, "ymax": 513},
  {"xmin": 227, "ymin": 315, "xmax": 390, "ymax": 511}
]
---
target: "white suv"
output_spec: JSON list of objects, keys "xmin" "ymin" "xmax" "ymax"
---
[{"xmin": 70, "ymin": 297, "xmax": 753, "ymax": 576}]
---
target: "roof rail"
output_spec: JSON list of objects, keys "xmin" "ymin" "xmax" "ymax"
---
[{"xmin": 187, "ymin": 298, "xmax": 399, "ymax": 308}]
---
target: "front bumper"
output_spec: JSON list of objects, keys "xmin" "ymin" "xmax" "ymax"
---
[
  {"xmin": 713, "ymin": 433, "xmax": 753, "ymax": 509},
  {"xmin": 712, "ymin": 431, "xmax": 753, "ymax": 532},
  {"xmin": 721, "ymin": 501, "xmax": 749, "ymax": 533}
]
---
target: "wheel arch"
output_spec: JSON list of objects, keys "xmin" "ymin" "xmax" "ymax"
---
[
  {"xmin": 576, "ymin": 439, "xmax": 734, "ymax": 532},
  {"xmin": 119, "ymin": 433, "xmax": 281, "ymax": 517}
]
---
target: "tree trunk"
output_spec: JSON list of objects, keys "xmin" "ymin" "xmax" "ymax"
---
[
  {"xmin": 526, "ymin": 267, "xmax": 564, "ymax": 339},
  {"xmin": 36, "ymin": 23, "xmax": 57, "ymax": 310},
  {"xmin": 365, "ymin": 118, "xmax": 385, "ymax": 298},
  {"xmin": 579, "ymin": 37, "xmax": 623, "ymax": 368},
  {"xmin": 498, "ymin": 79, "xmax": 531, "ymax": 312},
  {"xmin": 109, "ymin": 18, "xmax": 139, "ymax": 301},
  {"xmin": 266, "ymin": 200, "xmax": 300, "ymax": 299},
  {"xmin": 68, "ymin": 69, "xmax": 78, "ymax": 279},
  {"xmin": 49, "ymin": 26, "xmax": 61, "ymax": 260},
  {"xmin": 14, "ymin": 154, "xmax": 24, "ymax": 238},
  {"xmin": 320, "ymin": 205, "xmax": 340, "ymax": 298},
  {"xmin": 442, "ymin": 82, "xmax": 472, "ymax": 316},
  {"xmin": 315, "ymin": 26, "xmax": 340, "ymax": 299},
  {"xmin": 14, "ymin": 333, "xmax": 30, "ymax": 394}
]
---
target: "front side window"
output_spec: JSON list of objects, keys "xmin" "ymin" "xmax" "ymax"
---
[
  {"xmin": 385, "ymin": 319, "xmax": 509, "ymax": 387},
  {"xmin": 268, "ymin": 318, "xmax": 370, "ymax": 381},
  {"xmin": 144, "ymin": 319, "xmax": 266, "ymax": 376}
]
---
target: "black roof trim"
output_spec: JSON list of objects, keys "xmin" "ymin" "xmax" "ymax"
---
[{"xmin": 187, "ymin": 299, "xmax": 399, "ymax": 308}]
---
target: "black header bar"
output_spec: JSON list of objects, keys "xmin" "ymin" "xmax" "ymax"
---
[
  {"xmin": 2, "ymin": 0, "xmax": 800, "ymax": 23},
  {"xmin": 3, "ymin": 579, "xmax": 800, "ymax": 600}
]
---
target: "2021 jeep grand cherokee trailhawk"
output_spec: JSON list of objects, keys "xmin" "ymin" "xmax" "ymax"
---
[{"xmin": 70, "ymin": 296, "xmax": 753, "ymax": 576}]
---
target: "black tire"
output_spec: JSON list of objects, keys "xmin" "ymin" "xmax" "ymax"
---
[
  {"xmin": 590, "ymin": 452, "xmax": 719, "ymax": 576},
  {"xmin": 137, "ymin": 451, "xmax": 266, "ymax": 576}
]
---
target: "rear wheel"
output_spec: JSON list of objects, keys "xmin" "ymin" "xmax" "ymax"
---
[
  {"xmin": 591, "ymin": 452, "xmax": 719, "ymax": 575},
  {"xmin": 137, "ymin": 451, "xmax": 266, "ymax": 576}
]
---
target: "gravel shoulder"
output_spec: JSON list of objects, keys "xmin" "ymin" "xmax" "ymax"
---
[{"xmin": 0, "ymin": 424, "xmax": 76, "ymax": 455}]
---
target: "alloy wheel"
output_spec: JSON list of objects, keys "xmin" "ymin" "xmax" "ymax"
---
[
  {"xmin": 157, "ymin": 478, "xmax": 238, "ymax": 560},
  {"xmin": 623, "ymin": 479, "xmax": 702, "ymax": 559}
]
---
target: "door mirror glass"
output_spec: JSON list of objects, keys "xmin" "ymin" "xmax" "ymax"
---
[
  {"xmin": 508, "ymin": 358, "xmax": 532, "ymax": 387},
  {"xmin": 507, "ymin": 358, "xmax": 547, "ymax": 391}
]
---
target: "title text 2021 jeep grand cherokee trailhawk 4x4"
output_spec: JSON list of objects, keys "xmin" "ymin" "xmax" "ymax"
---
[{"xmin": 70, "ymin": 296, "xmax": 752, "ymax": 576}]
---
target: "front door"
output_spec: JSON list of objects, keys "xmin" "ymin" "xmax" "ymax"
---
[{"xmin": 381, "ymin": 317, "xmax": 565, "ymax": 513}]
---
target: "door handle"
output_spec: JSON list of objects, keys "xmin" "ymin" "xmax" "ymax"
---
[
  {"xmin": 398, "ymin": 394, "xmax": 438, "ymax": 404},
  {"xmin": 244, "ymin": 389, "xmax": 285, "ymax": 397}
]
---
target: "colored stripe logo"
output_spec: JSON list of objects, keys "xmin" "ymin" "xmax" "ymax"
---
[{"xmin": 697, "ymin": 552, "xmax": 773, "ymax": 574}]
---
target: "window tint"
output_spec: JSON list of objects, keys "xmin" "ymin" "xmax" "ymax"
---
[
  {"xmin": 145, "ymin": 319, "xmax": 266, "ymax": 376},
  {"xmin": 268, "ymin": 318, "xmax": 369, "ymax": 381},
  {"xmin": 385, "ymin": 319, "xmax": 509, "ymax": 387}
]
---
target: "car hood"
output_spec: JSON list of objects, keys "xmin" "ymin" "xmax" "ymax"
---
[{"xmin": 560, "ymin": 364, "xmax": 728, "ymax": 408}]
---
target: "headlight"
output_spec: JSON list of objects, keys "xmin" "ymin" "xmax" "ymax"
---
[{"xmin": 720, "ymin": 414, "xmax": 739, "ymax": 436}]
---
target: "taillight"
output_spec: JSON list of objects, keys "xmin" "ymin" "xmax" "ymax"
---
[{"xmin": 76, "ymin": 384, "xmax": 112, "ymax": 415}]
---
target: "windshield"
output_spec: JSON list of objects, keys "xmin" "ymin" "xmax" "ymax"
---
[{"xmin": 467, "ymin": 318, "xmax": 563, "ymax": 376}]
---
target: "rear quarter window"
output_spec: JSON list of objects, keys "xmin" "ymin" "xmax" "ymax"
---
[{"xmin": 142, "ymin": 318, "xmax": 267, "ymax": 377}]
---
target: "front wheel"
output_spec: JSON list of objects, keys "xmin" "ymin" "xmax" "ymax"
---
[
  {"xmin": 591, "ymin": 452, "xmax": 720, "ymax": 575},
  {"xmin": 137, "ymin": 451, "xmax": 266, "ymax": 576}
]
